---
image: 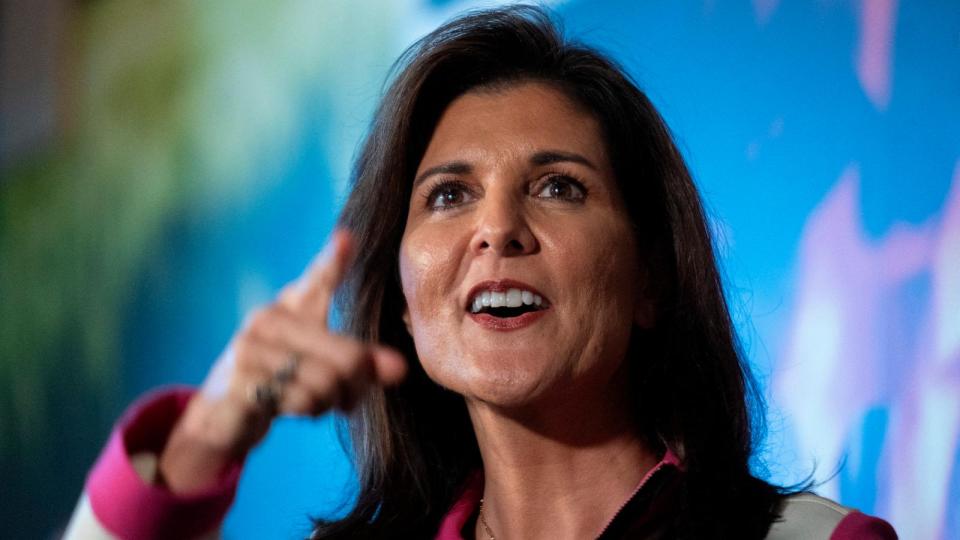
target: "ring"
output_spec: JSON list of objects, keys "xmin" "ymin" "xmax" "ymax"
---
[
  {"xmin": 275, "ymin": 352, "xmax": 300, "ymax": 383},
  {"xmin": 247, "ymin": 352, "xmax": 301, "ymax": 412},
  {"xmin": 248, "ymin": 379, "xmax": 283, "ymax": 412}
]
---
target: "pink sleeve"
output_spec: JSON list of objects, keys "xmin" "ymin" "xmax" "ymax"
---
[
  {"xmin": 830, "ymin": 511, "xmax": 898, "ymax": 540},
  {"xmin": 85, "ymin": 386, "xmax": 244, "ymax": 539}
]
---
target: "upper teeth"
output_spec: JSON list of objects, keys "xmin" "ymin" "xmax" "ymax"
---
[{"xmin": 470, "ymin": 288, "xmax": 542, "ymax": 313}]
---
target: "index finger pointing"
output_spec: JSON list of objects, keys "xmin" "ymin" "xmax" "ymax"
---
[{"xmin": 296, "ymin": 229, "xmax": 356, "ymax": 328}]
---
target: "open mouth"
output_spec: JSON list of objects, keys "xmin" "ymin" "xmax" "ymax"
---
[
  {"xmin": 465, "ymin": 281, "xmax": 550, "ymax": 330},
  {"xmin": 467, "ymin": 286, "xmax": 547, "ymax": 318}
]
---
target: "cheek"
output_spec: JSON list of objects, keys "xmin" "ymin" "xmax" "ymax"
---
[
  {"xmin": 399, "ymin": 229, "xmax": 460, "ymax": 329},
  {"xmin": 596, "ymin": 237, "xmax": 640, "ymax": 309},
  {"xmin": 399, "ymin": 238, "xmax": 432, "ymax": 323},
  {"xmin": 399, "ymin": 230, "xmax": 472, "ymax": 390},
  {"xmin": 552, "ymin": 216, "xmax": 640, "ymax": 362},
  {"xmin": 560, "ymin": 218, "xmax": 639, "ymax": 308}
]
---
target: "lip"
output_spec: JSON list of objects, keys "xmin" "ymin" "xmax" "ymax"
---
[
  {"xmin": 469, "ymin": 309, "xmax": 547, "ymax": 331},
  {"xmin": 464, "ymin": 279, "xmax": 550, "ymax": 311}
]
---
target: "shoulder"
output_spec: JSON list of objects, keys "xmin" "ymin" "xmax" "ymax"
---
[{"xmin": 765, "ymin": 493, "xmax": 898, "ymax": 540}]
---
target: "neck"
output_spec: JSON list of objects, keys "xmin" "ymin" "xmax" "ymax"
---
[{"xmin": 466, "ymin": 381, "xmax": 658, "ymax": 540}]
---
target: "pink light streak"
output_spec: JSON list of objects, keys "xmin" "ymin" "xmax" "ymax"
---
[
  {"xmin": 774, "ymin": 159, "xmax": 960, "ymax": 538},
  {"xmin": 856, "ymin": 0, "xmax": 898, "ymax": 111}
]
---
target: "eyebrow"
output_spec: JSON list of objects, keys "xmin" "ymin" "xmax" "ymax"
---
[
  {"xmin": 529, "ymin": 150, "xmax": 598, "ymax": 171},
  {"xmin": 413, "ymin": 161, "xmax": 472, "ymax": 188},
  {"xmin": 413, "ymin": 150, "xmax": 597, "ymax": 188}
]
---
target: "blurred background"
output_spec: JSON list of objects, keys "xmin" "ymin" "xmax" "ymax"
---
[{"xmin": 1, "ymin": 0, "xmax": 957, "ymax": 538}]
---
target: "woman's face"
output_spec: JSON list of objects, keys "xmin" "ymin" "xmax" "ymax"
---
[{"xmin": 399, "ymin": 82, "xmax": 651, "ymax": 407}]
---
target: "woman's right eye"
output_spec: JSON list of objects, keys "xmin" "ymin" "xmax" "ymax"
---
[{"xmin": 425, "ymin": 181, "xmax": 474, "ymax": 210}]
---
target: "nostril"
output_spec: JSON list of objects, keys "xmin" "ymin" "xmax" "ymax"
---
[{"xmin": 474, "ymin": 231, "xmax": 533, "ymax": 255}]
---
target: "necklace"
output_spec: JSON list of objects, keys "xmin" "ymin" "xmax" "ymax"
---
[{"xmin": 478, "ymin": 498, "xmax": 496, "ymax": 540}]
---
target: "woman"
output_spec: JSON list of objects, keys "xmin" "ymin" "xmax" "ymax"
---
[{"xmin": 67, "ymin": 6, "xmax": 897, "ymax": 539}]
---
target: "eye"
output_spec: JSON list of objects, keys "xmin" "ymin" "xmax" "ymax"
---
[
  {"xmin": 425, "ymin": 180, "xmax": 475, "ymax": 210},
  {"xmin": 535, "ymin": 175, "xmax": 587, "ymax": 202}
]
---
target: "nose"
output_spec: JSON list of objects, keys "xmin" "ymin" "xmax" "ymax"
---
[{"xmin": 471, "ymin": 191, "xmax": 538, "ymax": 256}]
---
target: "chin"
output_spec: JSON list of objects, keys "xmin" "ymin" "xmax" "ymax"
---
[{"xmin": 422, "ymin": 350, "xmax": 555, "ymax": 408}]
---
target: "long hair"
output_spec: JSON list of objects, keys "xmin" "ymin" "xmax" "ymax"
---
[{"xmin": 313, "ymin": 5, "xmax": 782, "ymax": 538}]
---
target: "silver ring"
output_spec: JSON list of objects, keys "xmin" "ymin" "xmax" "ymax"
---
[
  {"xmin": 275, "ymin": 352, "xmax": 300, "ymax": 383},
  {"xmin": 247, "ymin": 352, "xmax": 300, "ymax": 412},
  {"xmin": 248, "ymin": 379, "xmax": 283, "ymax": 412}
]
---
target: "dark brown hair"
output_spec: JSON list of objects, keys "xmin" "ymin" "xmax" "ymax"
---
[{"xmin": 314, "ymin": 5, "xmax": 782, "ymax": 538}]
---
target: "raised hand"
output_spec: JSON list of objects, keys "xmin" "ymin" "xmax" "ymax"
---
[{"xmin": 158, "ymin": 230, "xmax": 407, "ymax": 493}]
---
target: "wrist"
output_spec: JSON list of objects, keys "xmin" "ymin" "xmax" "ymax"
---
[{"xmin": 158, "ymin": 395, "xmax": 258, "ymax": 493}]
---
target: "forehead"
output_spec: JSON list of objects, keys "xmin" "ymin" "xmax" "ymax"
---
[{"xmin": 417, "ymin": 82, "xmax": 608, "ymax": 169}]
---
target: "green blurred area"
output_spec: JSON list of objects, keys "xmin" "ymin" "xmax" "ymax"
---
[{"xmin": 1, "ymin": 0, "xmax": 399, "ymax": 534}]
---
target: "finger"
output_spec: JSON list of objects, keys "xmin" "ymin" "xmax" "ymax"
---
[
  {"xmin": 243, "ymin": 306, "xmax": 395, "ymax": 406},
  {"xmin": 295, "ymin": 229, "xmax": 356, "ymax": 328},
  {"xmin": 227, "ymin": 337, "xmax": 288, "ymax": 408},
  {"xmin": 370, "ymin": 345, "xmax": 408, "ymax": 386},
  {"xmin": 283, "ymin": 358, "xmax": 342, "ymax": 414},
  {"xmin": 309, "ymin": 332, "xmax": 375, "ymax": 410},
  {"xmin": 246, "ymin": 306, "xmax": 367, "ymax": 384},
  {"xmin": 277, "ymin": 280, "xmax": 307, "ymax": 313},
  {"xmin": 287, "ymin": 334, "xmax": 392, "ymax": 412},
  {"xmin": 232, "ymin": 337, "xmax": 344, "ymax": 417},
  {"xmin": 278, "ymin": 382, "xmax": 336, "ymax": 417}
]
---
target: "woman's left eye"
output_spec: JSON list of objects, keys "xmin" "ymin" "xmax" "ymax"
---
[{"xmin": 535, "ymin": 175, "xmax": 587, "ymax": 202}]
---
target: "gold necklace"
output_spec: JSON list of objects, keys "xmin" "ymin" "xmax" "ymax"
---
[{"xmin": 478, "ymin": 498, "xmax": 496, "ymax": 540}]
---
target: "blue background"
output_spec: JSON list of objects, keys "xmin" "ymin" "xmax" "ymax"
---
[{"xmin": 1, "ymin": 1, "xmax": 957, "ymax": 538}]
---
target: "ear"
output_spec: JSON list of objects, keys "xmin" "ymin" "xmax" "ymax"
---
[{"xmin": 402, "ymin": 304, "xmax": 413, "ymax": 335}]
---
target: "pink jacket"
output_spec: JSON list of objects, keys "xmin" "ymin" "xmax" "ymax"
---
[{"xmin": 64, "ymin": 388, "xmax": 897, "ymax": 539}]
